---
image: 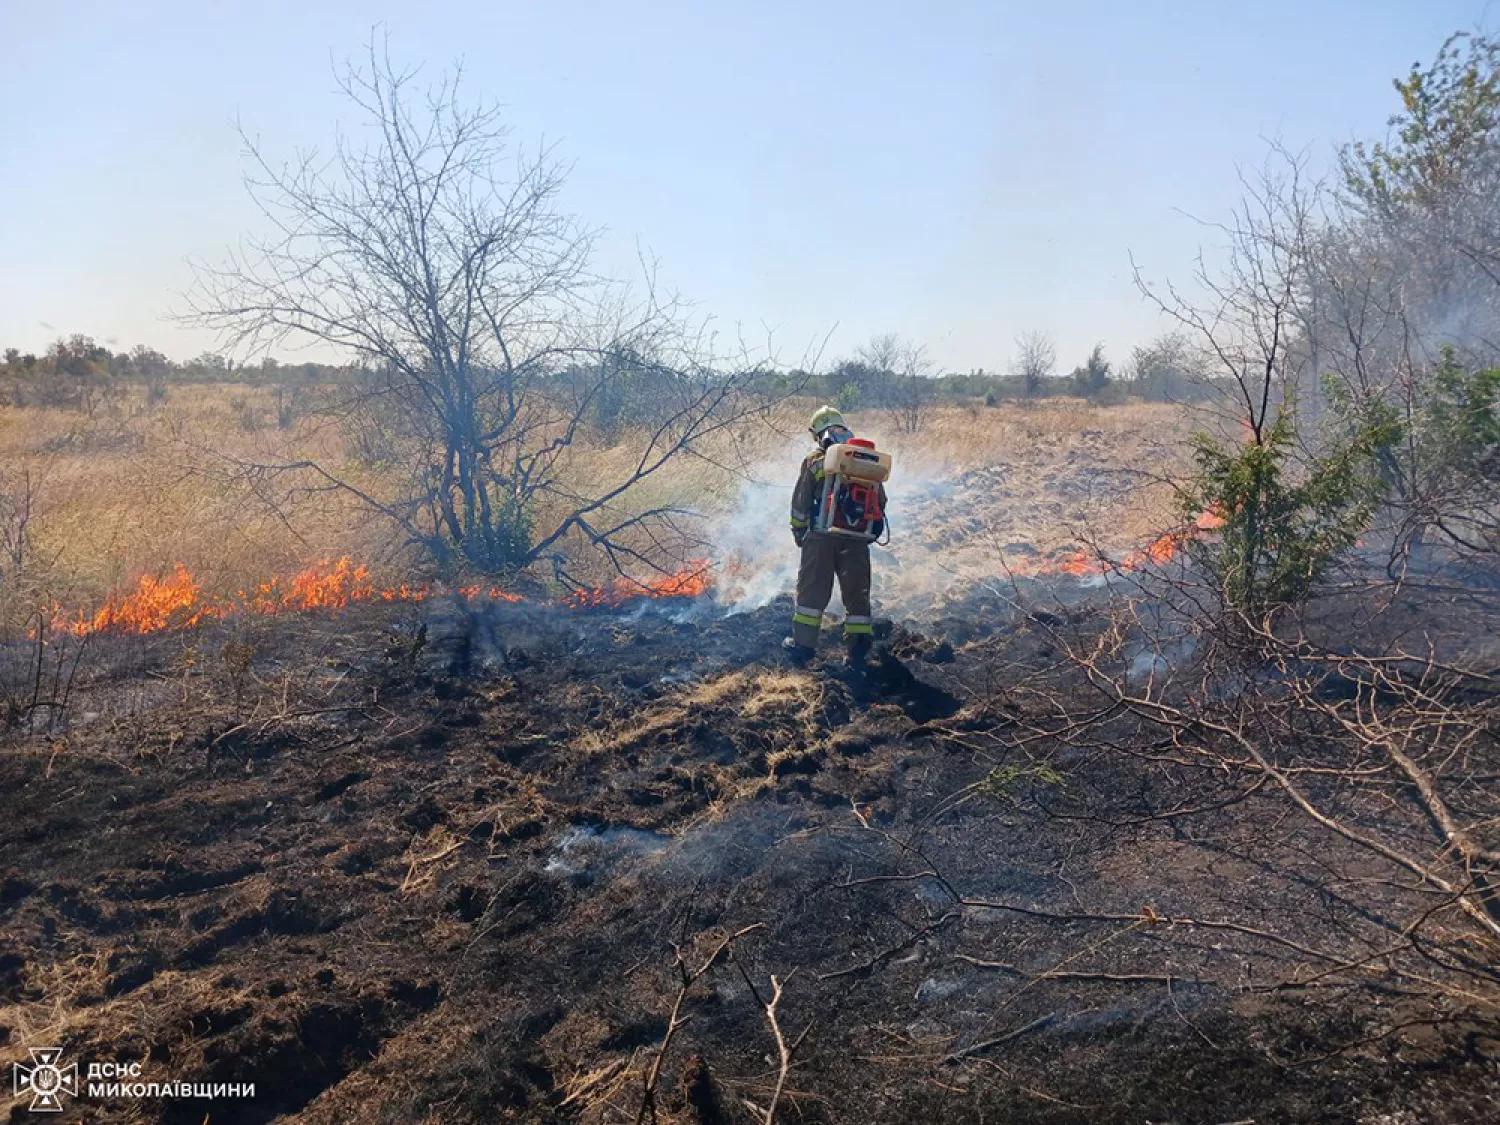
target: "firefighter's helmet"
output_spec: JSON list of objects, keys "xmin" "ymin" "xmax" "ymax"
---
[{"xmin": 808, "ymin": 405, "xmax": 845, "ymax": 437}]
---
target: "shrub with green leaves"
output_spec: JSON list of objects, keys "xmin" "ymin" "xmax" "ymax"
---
[
  {"xmin": 1417, "ymin": 354, "xmax": 1500, "ymax": 550},
  {"xmin": 1324, "ymin": 350, "xmax": 1500, "ymax": 555},
  {"xmin": 1182, "ymin": 406, "xmax": 1392, "ymax": 616}
]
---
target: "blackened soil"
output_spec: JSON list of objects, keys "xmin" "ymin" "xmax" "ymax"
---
[{"xmin": 1, "ymin": 597, "xmax": 1495, "ymax": 1123}]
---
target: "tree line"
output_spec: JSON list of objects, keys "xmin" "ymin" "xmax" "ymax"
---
[
  {"xmin": 0, "ymin": 326, "xmax": 1218, "ymax": 421},
  {"xmin": 0, "ymin": 337, "xmax": 344, "ymax": 412}
]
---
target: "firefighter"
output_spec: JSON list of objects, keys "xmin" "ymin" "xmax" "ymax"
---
[{"xmin": 784, "ymin": 405, "xmax": 886, "ymax": 665}]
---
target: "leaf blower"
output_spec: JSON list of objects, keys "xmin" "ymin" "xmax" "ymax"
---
[{"xmin": 813, "ymin": 437, "xmax": 892, "ymax": 542}]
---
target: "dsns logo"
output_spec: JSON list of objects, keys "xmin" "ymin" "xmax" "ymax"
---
[{"xmin": 12, "ymin": 1048, "xmax": 78, "ymax": 1113}]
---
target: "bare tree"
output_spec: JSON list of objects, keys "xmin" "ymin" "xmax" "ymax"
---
[
  {"xmin": 1124, "ymin": 331, "xmax": 1203, "ymax": 402},
  {"xmin": 0, "ymin": 465, "xmax": 43, "ymax": 602},
  {"xmin": 187, "ymin": 39, "xmax": 779, "ymax": 582},
  {"xmin": 1133, "ymin": 147, "xmax": 1325, "ymax": 443},
  {"xmin": 857, "ymin": 333, "xmax": 932, "ymax": 435},
  {"xmin": 1010, "ymin": 330, "xmax": 1056, "ymax": 398}
]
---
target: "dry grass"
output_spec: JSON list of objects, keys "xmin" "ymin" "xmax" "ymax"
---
[
  {"xmin": 0, "ymin": 385, "xmax": 383, "ymax": 613},
  {"xmin": 853, "ymin": 400, "xmax": 1197, "ymax": 614},
  {"xmin": 871, "ymin": 397, "xmax": 1191, "ymax": 471},
  {"xmin": 0, "ymin": 387, "xmax": 1194, "ymax": 622},
  {"xmin": 576, "ymin": 668, "xmax": 824, "ymax": 759},
  {"xmin": 0, "ymin": 949, "xmax": 116, "ymax": 1048},
  {"xmin": 0, "ymin": 943, "xmax": 253, "ymax": 1114},
  {"xmin": 571, "ymin": 667, "xmax": 834, "ymax": 814}
]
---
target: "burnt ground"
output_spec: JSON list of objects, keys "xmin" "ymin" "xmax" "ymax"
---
[{"xmin": 1, "ymin": 594, "xmax": 1498, "ymax": 1124}]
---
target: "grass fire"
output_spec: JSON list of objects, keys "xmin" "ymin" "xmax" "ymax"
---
[
  {"xmin": 39, "ymin": 558, "xmax": 715, "ymax": 638},
  {"xmin": 4, "ymin": 12, "xmax": 1500, "ymax": 1125}
]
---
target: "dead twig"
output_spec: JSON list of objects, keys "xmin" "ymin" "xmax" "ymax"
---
[
  {"xmin": 816, "ymin": 912, "xmax": 959, "ymax": 982},
  {"xmin": 759, "ymin": 972, "xmax": 813, "ymax": 1125},
  {"xmin": 635, "ymin": 922, "xmax": 765, "ymax": 1125}
]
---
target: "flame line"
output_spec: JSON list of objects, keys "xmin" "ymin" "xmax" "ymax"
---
[
  {"xmin": 35, "ymin": 508, "xmax": 1219, "ymax": 639},
  {"xmin": 37, "ymin": 558, "xmax": 714, "ymax": 638}
]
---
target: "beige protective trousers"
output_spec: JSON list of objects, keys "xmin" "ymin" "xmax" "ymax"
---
[{"xmin": 791, "ymin": 534, "xmax": 873, "ymax": 649}]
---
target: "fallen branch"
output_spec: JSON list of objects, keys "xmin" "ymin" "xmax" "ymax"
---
[
  {"xmin": 635, "ymin": 923, "xmax": 765, "ymax": 1125},
  {"xmin": 952, "ymin": 953, "xmax": 1203, "ymax": 987},
  {"xmin": 759, "ymin": 973, "xmax": 813, "ymax": 1125},
  {"xmin": 943, "ymin": 1012, "xmax": 1060, "ymax": 1063},
  {"xmin": 816, "ymin": 912, "xmax": 959, "ymax": 982}
]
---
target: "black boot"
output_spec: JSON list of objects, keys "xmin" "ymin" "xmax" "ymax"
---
[
  {"xmin": 782, "ymin": 636, "xmax": 813, "ymax": 665},
  {"xmin": 845, "ymin": 635, "xmax": 872, "ymax": 667}
]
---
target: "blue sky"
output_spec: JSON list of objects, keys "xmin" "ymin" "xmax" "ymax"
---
[{"xmin": 1, "ymin": 0, "xmax": 1494, "ymax": 372}]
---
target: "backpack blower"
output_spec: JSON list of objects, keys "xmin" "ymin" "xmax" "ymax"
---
[{"xmin": 813, "ymin": 438, "xmax": 892, "ymax": 542}]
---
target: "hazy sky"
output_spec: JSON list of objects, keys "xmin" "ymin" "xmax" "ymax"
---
[{"xmin": 2, "ymin": 0, "xmax": 1494, "ymax": 372}]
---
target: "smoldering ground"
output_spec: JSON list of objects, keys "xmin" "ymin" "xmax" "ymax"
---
[
  {"xmin": 0, "ymin": 415, "xmax": 1494, "ymax": 1125},
  {"xmin": 2, "ymin": 568, "xmax": 1494, "ymax": 1124}
]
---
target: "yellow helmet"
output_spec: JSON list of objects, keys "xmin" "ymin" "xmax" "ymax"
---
[{"xmin": 808, "ymin": 405, "xmax": 845, "ymax": 437}]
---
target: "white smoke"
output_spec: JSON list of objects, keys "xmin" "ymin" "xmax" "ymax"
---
[
  {"xmin": 706, "ymin": 434, "xmax": 972, "ymax": 622},
  {"xmin": 869, "ymin": 435, "xmax": 974, "ymax": 617},
  {"xmin": 710, "ymin": 437, "xmax": 808, "ymax": 614}
]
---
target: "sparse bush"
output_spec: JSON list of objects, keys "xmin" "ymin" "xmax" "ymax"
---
[
  {"xmin": 1125, "ymin": 332, "xmax": 1208, "ymax": 402},
  {"xmin": 855, "ymin": 333, "xmax": 932, "ymax": 435},
  {"xmin": 1327, "ymin": 349, "xmax": 1500, "ymax": 557},
  {"xmin": 0, "ymin": 622, "xmax": 89, "ymax": 734},
  {"xmin": 187, "ymin": 43, "xmax": 786, "ymax": 580},
  {"xmin": 582, "ymin": 357, "xmax": 690, "ymax": 443},
  {"xmin": 274, "ymin": 385, "xmax": 296, "ymax": 429},
  {"xmin": 1070, "ymin": 343, "xmax": 1111, "ymax": 400},
  {"xmin": 345, "ymin": 392, "xmax": 408, "ymax": 468},
  {"xmin": 229, "ymin": 396, "xmax": 261, "ymax": 432},
  {"xmin": 1183, "ymin": 404, "xmax": 1392, "ymax": 616},
  {"xmin": 26, "ymin": 335, "xmax": 115, "ymax": 413},
  {"xmin": 0, "ymin": 466, "xmax": 42, "ymax": 600},
  {"xmin": 1011, "ymin": 330, "xmax": 1056, "ymax": 399}
]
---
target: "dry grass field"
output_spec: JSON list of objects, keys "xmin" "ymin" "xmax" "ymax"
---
[{"xmin": 0, "ymin": 386, "xmax": 1194, "ymax": 627}]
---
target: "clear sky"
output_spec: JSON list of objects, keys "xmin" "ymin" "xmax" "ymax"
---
[{"xmin": 2, "ymin": 0, "xmax": 1495, "ymax": 373}]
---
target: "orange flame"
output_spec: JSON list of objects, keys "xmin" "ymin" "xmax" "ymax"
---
[
  {"xmin": 39, "ymin": 506, "xmax": 1223, "ymax": 641},
  {"xmin": 56, "ymin": 564, "xmax": 210, "ymax": 635},
  {"xmin": 1001, "ymin": 506, "xmax": 1225, "ymax": 581},
  {"xmin": 560, "ymin": 564, "xmax": 713, "ymax": 609},
  {"xmin": 41, "ymin": 557, "xmax": 713, "ymax": 638}
]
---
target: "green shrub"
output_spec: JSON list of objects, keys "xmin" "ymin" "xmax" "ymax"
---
[
  {"xmin": 1324, "ymin": 350, "xmax": 1499, "ymax": 554},
  {"xmin": 1182, "ymin": 405, "xmax": 1393, "ymax": 615}
]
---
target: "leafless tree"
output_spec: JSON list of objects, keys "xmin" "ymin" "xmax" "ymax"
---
[
  {"xmin": 187, "ymin": 38, "xmax": 783, "ymax": 582},
  {"xmin": 0, "ymin": 465, "xmax": 43, "ymax": 603},
  {"xmin": 1124, "ymin": 331, "xmax": 1205, "ymax": 403},
  {"xmin": 858, "ymin": 333, "xmax": 933, "ymax": 435},
  {"xmin": 1009, "ymin": 330, "xmax": 1056, "ymax": 398},
  {"xmin": 1133, "ymin": 148, "xmax": 1326, "ymax": 444}
]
